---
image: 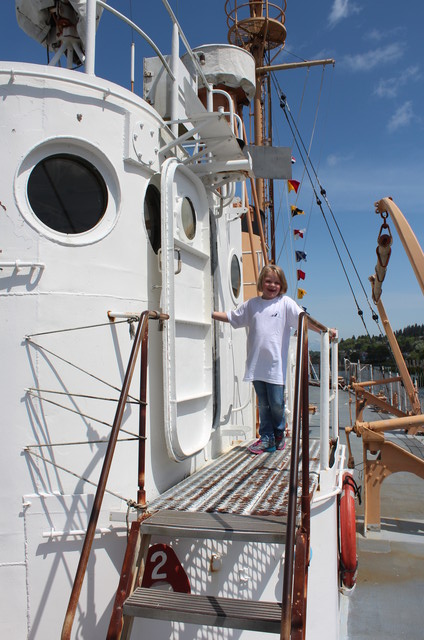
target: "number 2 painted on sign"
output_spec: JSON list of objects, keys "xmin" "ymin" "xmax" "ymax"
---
[
  {"xmin": 141, "ymin": 543, "xmax": 191, "ymax": 593},
  {"xmin": 150, "ymin": 550, "xmax": 167, "ymax": 580}
]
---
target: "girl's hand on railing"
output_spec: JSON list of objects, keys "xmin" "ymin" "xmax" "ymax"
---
[{"xmin": 212, "ymin": 311, "xmax": 229, "ymax": 323}]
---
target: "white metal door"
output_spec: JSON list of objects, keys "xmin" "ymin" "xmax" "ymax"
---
[{"xmin": 160, "ymin": 158, "xmax": 213, "ymax": 461}]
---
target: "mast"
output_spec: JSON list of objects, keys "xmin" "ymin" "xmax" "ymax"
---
[{"xmin": 226, "ymin": 1, "xmax": 288, "ymax": 263}]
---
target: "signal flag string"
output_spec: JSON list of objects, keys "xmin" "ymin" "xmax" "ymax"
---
[{"xmin": 274, "ymin": 82, "xmax": 385, "ymax": 337}]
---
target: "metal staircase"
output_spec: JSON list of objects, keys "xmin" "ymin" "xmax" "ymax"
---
[
  {"xmin": 119, "ymin": 510, "xmax": 286, "ymax": 636},
  {"xmin": 106, "ymin": 444, "xmax": 298, "ymax": 639},
  {"xmin": 105, "ymin": 313, "xmax": 329, "ymax": 639},
  {"xmin": 60, "ymin": 310, "xmax": 335, "ymax": 640}
]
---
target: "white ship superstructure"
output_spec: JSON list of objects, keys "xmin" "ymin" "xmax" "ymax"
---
[{"xmin": 1, "ymin": 3, "xmax": 350, "ymax": 639}]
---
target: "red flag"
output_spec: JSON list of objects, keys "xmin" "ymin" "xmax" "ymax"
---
[
  {"xmin": 288, "ymin": 179, "xmax": 300, "ymax": 193},
  {"xmin": 294, "ymin": 228, "xmax": 305, "ymax": 239},
  {"xmin": 297, "ymin": 269, "xmax": 306, "ymax": 281}
]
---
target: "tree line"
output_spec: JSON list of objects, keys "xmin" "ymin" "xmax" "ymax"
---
[
  {"xmin": 338, "ymin": 324, "xmax": 424, "ymax": 372},
  {"xmin": 310, "ymin": 324, "xmax": 424, "ymax": 374}
]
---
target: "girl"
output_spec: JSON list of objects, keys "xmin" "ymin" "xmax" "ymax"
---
[{"xmin": 212, "ymin": 264, "xmax": 302, "ymax": 454}]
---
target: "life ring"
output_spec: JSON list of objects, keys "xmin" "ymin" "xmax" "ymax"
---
[{"xmin": 339, "ymin": 472, "xmax": 359, "ymax": 589}]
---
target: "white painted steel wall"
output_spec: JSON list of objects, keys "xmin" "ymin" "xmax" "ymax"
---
[{"xmin": 0, "ymin": 60, "xmax": 252, "ymax": 638}]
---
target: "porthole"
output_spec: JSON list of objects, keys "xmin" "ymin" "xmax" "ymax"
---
[
  {"xmin": 144, "ymin": 183, "xmax": 161, "ymax": 254},
  {"xmin": 181, "ymin": 196, "xmax": 196, "ymax": 240},
  {"xmin": 27, "ymin": 154, "xmax": 108, "ymax": 234},
  {"xmin": 230, "ymin": 253, "xmax": 241, "ymax": 300}
]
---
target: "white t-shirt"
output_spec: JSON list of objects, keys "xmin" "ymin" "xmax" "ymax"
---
[{"xmin": 227, "ymin": 295, "xmax": 302, "ymax": 384}]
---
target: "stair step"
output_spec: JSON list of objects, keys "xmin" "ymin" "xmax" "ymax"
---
[
  {"xmin": 124, "ymin": 587, "xmax": 282, "ymax": 633},
  {"xmin": 141, "ymin": 509, "xmax": 286, "ymax": 543}
]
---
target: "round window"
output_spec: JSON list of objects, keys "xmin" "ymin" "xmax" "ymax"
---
[
  {"xmin": 27, "ymin": 154, "xmax": 108, "ymax": 234},
  {"xmin": 144, "ymin": 183, "xmax": 161, "ymax": 254},
  {"xmin": 230, "ymin": 254, "xmax": 241, "ymax": 299},
  {"xmin": 181, "ymin": 197, "xmax": 196, "ymax": 240}
]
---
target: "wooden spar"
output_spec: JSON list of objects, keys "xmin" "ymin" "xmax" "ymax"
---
[
  {"xmin": 369, "ymin": 285, "xmax": 421, "ymax": 414},
  {"xmin": 256, "ymin": 58, "xmax": 335, "ymax": 74}
]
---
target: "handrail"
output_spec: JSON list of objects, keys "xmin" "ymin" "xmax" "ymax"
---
[
  {"xmin": 87, "ymin": 0, "xmax": 174, "ymax": 79},
  {"xmin": 85, "ymin": 0, "xmax": 213, "ymax": 99},
  {"xmin": 281, "ymin": 312, "xmax": 329, "ymax": 639},
  {"xmin": 61, "ymin": 310, "xmax": 168, "ymax": 640}
]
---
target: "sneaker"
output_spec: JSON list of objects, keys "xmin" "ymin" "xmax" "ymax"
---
[
  {"xmin": 248, "ymin": 437, "xmax": 276, "ymax": 455},
  {"xmin": 275, "ymin": 436, "xmax": 286, "ymax": 451}
]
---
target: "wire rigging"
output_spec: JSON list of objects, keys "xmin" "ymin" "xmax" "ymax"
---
[
  {"xmin": 26, "ymin": 389, "xmax": 140, "ymax": 438},
  {"xmin": 281, "ymin": 92, "xmax": 381, "ymax": 330},
  {"xmin": 272, "ymin": 70, "xmax": 383, "ymax": 336},
  {"xmin": 280, "ymin": 87, "xmax": 382, "ymax": 334},
  {"xmin": 26, "ymin": 338, "xmax": 140, "ymax": 403},
  {"xmin": 275, "ymin": 88, "xmax": 371, "ymax": 336}
]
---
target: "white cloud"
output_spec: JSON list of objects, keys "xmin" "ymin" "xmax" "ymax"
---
[
  {"xmin": 374, "ymin": 77, "xmax": 400, "ymax": 99},
  {"xmin": 365, "ymin": 26, "xmax": 406, "ymax": 42},
  {"xmin": 326, "ymin": 153, "xmax": 354, "ymax": 167},
  {"xmin": 387, "ymin": 101, "xmax": 414, "ymax": 132},
  {"xmin": 328, "ymin": 0, "xmax": 361, "ymax": 28},
  {"xmin": 374, "ymin": 66, "xmax": 420, "ymax": 99},
  {"xmin": 366, "ymin": 28, "xmax": 384, "ymax": 42},
  {"xmin": 342, "ymin": 42, "xmax": 404, "ymax": 72}
]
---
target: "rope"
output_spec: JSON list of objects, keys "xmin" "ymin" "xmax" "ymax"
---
[
  {"xmin": 25, "ymin": 448, "xmax": 129, "ymax": 503},
  {"xmin": 280, "ymin": 94, "xmax": 370, "ymax": 336},
  {"xmin": 25, "ymin": 318, "xmax": 132, "ymax": 338},
  {"xmin": 26, "ymin": 389, "xmax": 140, "ymax": 438},
  {"xmin": 25, "ymin": 339, "xmax": 140, "ymax": 402},
  {"xmin": 25, "ymin": 436, "xmax": 142, "ymax": 448},
  {"xmin": 278, "ymin": 89, "xmax": 383, "ymax": 335},
  {"xmin": 275, "ymin": 88, "xmax": 376, "ymax": 337},
  {"xmin": 26, "ymin": 387, "xmax": 142, "ymax": 405},
  {"xmin": 305, "ymin": 66, "xmax": 325, "ymax": 173}
]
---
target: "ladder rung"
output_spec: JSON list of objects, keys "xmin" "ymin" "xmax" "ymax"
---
[
  {"xmin": 124, "ymin": 587, "xmax": 282, "ymax": 633},
  {"xmin": 140, "ymin": 510, "xmax": 286, "ymax": 543}
]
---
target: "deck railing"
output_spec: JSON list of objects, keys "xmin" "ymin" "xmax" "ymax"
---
[
  {"xmin": 84, "ymin": 0, "xmax": 215, "ymax": 113},
  {"xmin": 281, "ymin": 312, "xmax": 332, "ymax": 639},
  {"xmin": 61, "ymin": 310, "xmax": 168, "ymax": 640}
]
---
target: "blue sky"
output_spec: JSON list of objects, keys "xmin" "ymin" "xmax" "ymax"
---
[{"xmin": 1, "ymin": 1, "xmax": 423, "ymax": 339}]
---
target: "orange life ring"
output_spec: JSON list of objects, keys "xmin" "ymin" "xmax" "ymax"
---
[{"xmin": 339, "ymin": 472, "xmax": 358, "ymax": 589}]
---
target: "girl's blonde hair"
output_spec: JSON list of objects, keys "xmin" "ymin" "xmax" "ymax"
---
[{"xmin": 257, "ymin": 264, "xmax": 288, "ymax": 294}]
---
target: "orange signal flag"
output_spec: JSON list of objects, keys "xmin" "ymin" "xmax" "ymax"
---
[
  {"xmin": 297, "ymin": 288, "xmax": 307, "ymax": 299},
  {"xmin": 288, "ymin": 179, "xmax": 300, "ymax": 193}
]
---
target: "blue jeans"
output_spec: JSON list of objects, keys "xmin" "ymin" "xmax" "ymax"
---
[{"xmin": 253, "ymin": 381, "xmax": 285, "ymax": 441}]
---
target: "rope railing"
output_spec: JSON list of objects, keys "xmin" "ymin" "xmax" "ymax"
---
[{"xmin": 61, "ymin": 310, "xmax": 168, "ymax": 640}]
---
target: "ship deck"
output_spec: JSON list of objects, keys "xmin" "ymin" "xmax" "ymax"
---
[
  {"xmin": 149, "ymin": 439, "xmax": 321, "ymax": 518},
  {"xmin": 144, "ymin": 386, "xmax": 424, "ymax": 639},
  {"xmin": 336, "ymin": 388, "xmax": 424, "ymax": 640}
]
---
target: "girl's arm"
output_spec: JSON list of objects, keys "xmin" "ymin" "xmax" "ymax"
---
[{"xmin": 212, "ymin": 311, "xmax": 229, "ymax": 323}]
